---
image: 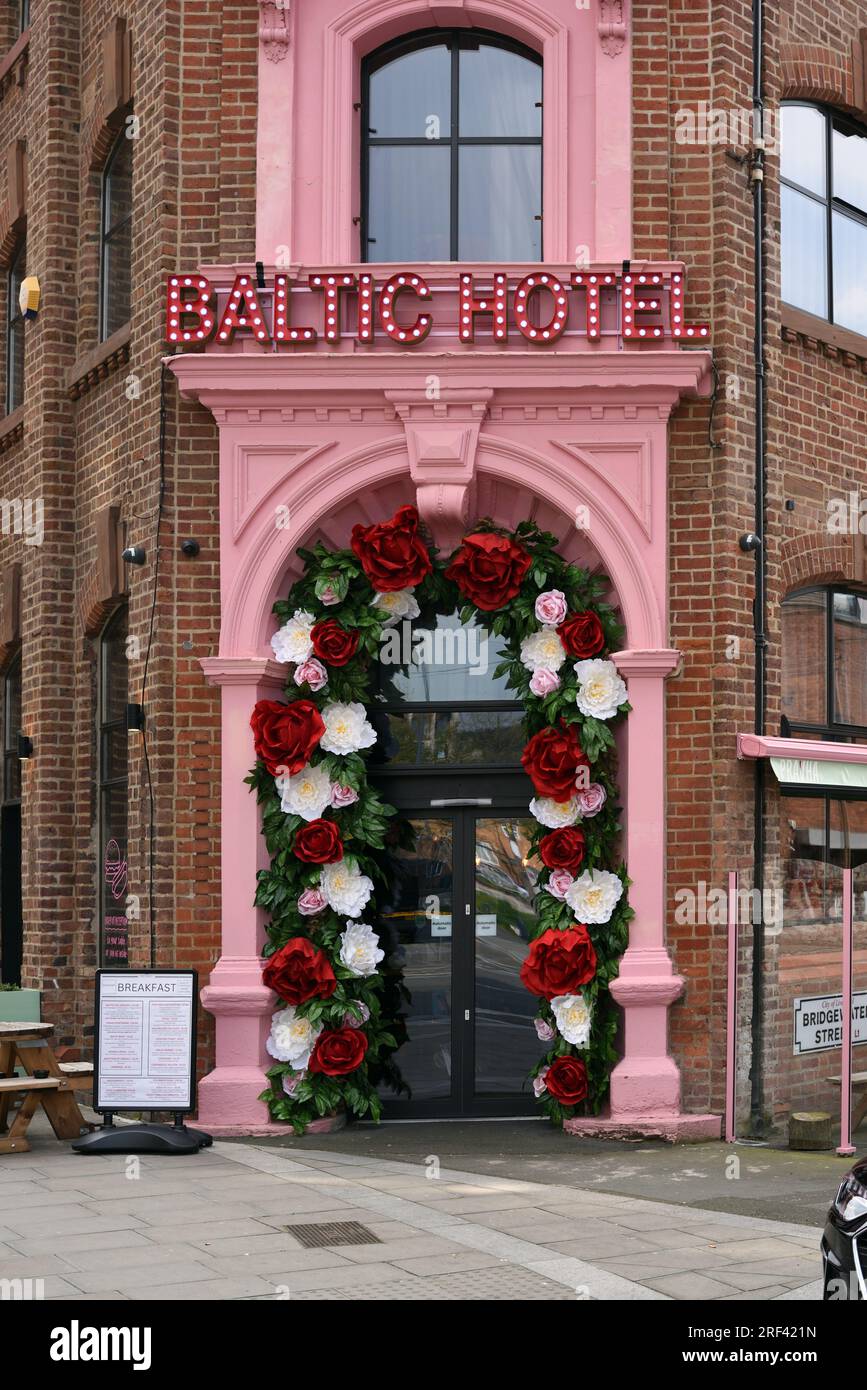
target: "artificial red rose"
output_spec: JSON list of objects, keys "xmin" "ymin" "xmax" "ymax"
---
[
  {"xmin": 520, "ymin": 926, "xmax": 597, "ymax": 999},
  {"xmin": 545, "ymin": 1054, "xmax": 589, "ymax": 1108},
  {"xmin": 308, "ymin": 1026, "xmax": 369, "ymax": 1076},
  {"xmin": 558, "ymin": 611, "xmax": 605, "ymax": 659},
  {"xmin": 444, "ymin": 531, "xmax": 532, "ymax": 612},
  {"xmin": 539, "ymin": 827, "xmax": 586, "ymax": 874},
  {"xmin": 350, "ymin": 504, "xmax": 433, "ymax": 592},
  {"xmin": 521, "ymin": 722, "xmax": 590, "ymax": 800},
  {"xmin": 311, "ymin": 620, "xmax": 360, "ymax": 668},
  {"xmin": 293, "ymin": 818, "xmax": 343, "ymax": 864},
  {"xmin": 263, "ymin": 937, "xmax": 337, "ymax": 1006},
  {"xmin": 251, "ymin": 699, "xmax": 325, "ymax": 776}
]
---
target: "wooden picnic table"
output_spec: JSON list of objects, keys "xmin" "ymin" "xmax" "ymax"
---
[{"xmin": 0, "ymin": 1021, "xmax": 92, "ymax": 1154}]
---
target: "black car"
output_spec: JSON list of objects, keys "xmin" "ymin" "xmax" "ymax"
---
[{"xmin": 822, "ymin": 1158, "xmax": 867, "ymax": 1300}]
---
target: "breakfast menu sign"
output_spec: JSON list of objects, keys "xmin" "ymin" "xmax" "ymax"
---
[{"xmin": 94, "ymin": 971, "xmax": 198, "ymax": 1113}]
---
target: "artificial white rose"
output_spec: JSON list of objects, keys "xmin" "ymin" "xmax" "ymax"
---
[
  {"xmin": 565, "ymin": 868, "xmax": 624, "ymax": 924},
  {"xmin": 276, "ymin": 762, "xmax": 333, "ymax": 821},
  {"xmin": 530, "ymin": 795, "xmax": 582, "ymax": 829},
  {"xmin": 371, "ymin": 588, "xmax": 421, "ymax": 628},
  {"xmin": 551, "ymin": 993, "xmax": 592, "ymax": 1047},
  {"xmin": 520, "ymin": 628, "xmax": 567, "ymax": 673},
  {"xmin": 320, "ymin": 701, "xmax": 378, "ymax": 756},
  {"xmin": 320, "ymin": 860, "xmax": 374, "ymax": 918},
  {"xmin": 271, "ymin": 608, "xmax": 315, "ymax": 665},
  {"xmin": 573, "ymin": 658, "xmax": 627, "ymax": 720},
  {"xmin": 266, "ymin": 1006, "xmax": 322, "ymax": 1068},
  {"xmin": 339, "ymin": 921, "xmax": 385, "ymax": 977}
]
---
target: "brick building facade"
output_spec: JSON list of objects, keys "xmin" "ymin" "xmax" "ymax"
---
[{"xmin": 0, "ymin": 0, "xmax": 864, "ymax": 1138}]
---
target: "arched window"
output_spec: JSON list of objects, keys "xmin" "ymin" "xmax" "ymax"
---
[
  {"xmin": 98, "ymin": 606, "xmax": 129, "ymax": 966},
  {"xmin": 781, "ymin": 102, "xmax": 867, "ymax": 337},
  {"xmin": 100, "ymin": 131, "xmax": 133, "ymax": 340},
  {"xmin": 361, "ymin": 29, "xmax": 542, "ymax": 263},
  {"xmin": 781, "ymin": 586, "xmax": 867, "ymax": 738},
  {"xmin": 6, "ymin": 238, "xmax": 25, "ymax": 414}
]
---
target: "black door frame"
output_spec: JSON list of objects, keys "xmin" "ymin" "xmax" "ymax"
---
[{"xmin": 375, "ymin": 768, "xmax": 539, "ymax": 1119}]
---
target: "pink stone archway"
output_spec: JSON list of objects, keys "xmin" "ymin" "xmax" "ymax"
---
[{"xmin": 173, "ymin": 344, "xmax": 719, "ymax": 1138}]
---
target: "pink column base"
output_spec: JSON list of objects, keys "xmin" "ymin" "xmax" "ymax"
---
[{"xmin": 197, "ymin": 954, "xmax": 275, "ymax": 1130}]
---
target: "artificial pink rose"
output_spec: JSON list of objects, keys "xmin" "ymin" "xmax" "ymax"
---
[
  {"xmin": 282, "ymin": 1071, "xmax": 306, "ymax": 1097},
  {"xmin": 545, "ymin": 868, "xmax": 574, "ymax": 901},
  {"xmin": 534, "ymin": 1018, "xmax": 555, "ymax": 1042},
  {"xmin": 535, "ymin": 589, "xmax": 568, "ymax": 627},
  {"xmin": 297, "ymin": 888, "xmax": 327, "ymax": 917},
  {"xmin": 318, "ymin": 584, "xmax": 341, "ymax": 607},
  {"xmin": 294, "ymin": 658, "xmax": 328, "ymax": 692},
  {"xmin": 577, "ymin": 783, "xmax": 607, "ymax": 818},
  {"xmin": 330, "ymin": 783, "xmax": 359, "ymax": 809},
  {"xmin": 343, "ymin": 1003, "xmax": 370, "ymax": 1029},
  {"xmin": 533, "ymin": 1066, "xmax": 550, "ymax": 1098},
  {"xmin": 529, "ymin": 668, "xmax": 561, "ymax": 698}
]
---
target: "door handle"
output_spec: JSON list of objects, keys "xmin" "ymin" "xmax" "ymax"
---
[{"xmin": 429, "ymin": 798, "xmax": 493, "ymax": 807}]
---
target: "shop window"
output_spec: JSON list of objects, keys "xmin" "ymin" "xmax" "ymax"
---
[
  {"xmin": 781, "ymin": 102, "xmax": 867, "ymax": 337},
  {"xmin": 100, "ymin": 130, "xmax": 133, "ymax": 340},
  {"xmin": 361, "ymin": 29, "xmax": 542, "ymax": 263},
  {"xmin": 98, "ymin": 606, "xmax": 129, "ymax": 966},
  {"xmin": 781, "ymin": 586, "xmax": 867, "ymax": 738},
  {"xmin": 5, "ymin": 238, "xmax": 25, "ymax": 414}
]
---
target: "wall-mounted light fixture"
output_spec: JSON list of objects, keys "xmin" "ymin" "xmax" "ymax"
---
[
  {"xmin": 121, "ymin": 545, "xmax": 147, "ymax": 566},
  {"xmin": 17, "ymin": 733, "xmax": 33, "ymax": 759},
  {"xmin": 126, "ymin": 704, "xmax": 145, "ymax": 733}
]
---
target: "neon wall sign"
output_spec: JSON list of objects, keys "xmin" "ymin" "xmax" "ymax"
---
[{"xmin": 165, "ymin": 268, "xmax": 709, "ymax": 347}]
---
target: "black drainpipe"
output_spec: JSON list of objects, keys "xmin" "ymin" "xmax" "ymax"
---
[{"xmin": 748, "ymin": 0, "xmax": 768, "ymax": 1136}]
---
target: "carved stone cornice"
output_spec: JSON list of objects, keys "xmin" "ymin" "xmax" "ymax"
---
[
  {"xmin": 598, "ymin": 0, "xmax": 627, "ymax": 58},
  {"xmin": 259, "ymin": 1, "xmax": 290, "ymax": 63}
]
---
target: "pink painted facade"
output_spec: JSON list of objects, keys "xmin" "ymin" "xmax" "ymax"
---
[{"xmin": 170, "ymin": 0, "xmax": 720, "ymax": 1138}]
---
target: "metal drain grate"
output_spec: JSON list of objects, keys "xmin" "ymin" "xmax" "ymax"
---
[{"xmin": 286, "ymin": 1221, "xmax": 381, "ymax": 1249}]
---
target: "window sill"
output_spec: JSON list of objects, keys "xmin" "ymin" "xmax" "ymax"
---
[
  {"xmin": 0, "ymin": 403, "xmax": 24, "ymax": 453},
  {"xmin": 67, "ymin": 322, "xmax": 131, "ymax": 400},
  {"xmin": 781, "ymin": 303, "xmax": 867, "ymax": 367}
]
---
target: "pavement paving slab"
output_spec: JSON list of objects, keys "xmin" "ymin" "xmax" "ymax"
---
[{"xmin": 0, "ymin": 1113, "xmax": 835, "ymax": 1302}]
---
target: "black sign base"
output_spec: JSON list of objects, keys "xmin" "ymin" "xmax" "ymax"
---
[{"xmin": 72, "ymin": 1117, "xmax": 213, "ymax": 1155}]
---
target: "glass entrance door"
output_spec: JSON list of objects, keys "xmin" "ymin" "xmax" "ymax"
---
[{"xmin": 377, "ymin": 808, "xmax": 539, "ymax": 1117}]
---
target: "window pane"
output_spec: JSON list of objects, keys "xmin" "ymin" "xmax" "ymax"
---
[
  {"xmin": 6, "ymin": 322, "xmax": 23, "ymax": 413},
  {"xmin": 106, "ymin": 138, "xmax": 133, "ymax": 232},
  {"xmin": 833, "ymin": 592, "xmax": 867, "ymax": 726},
  {"xmin": 782, "ymin": 797, "xmax": 830, "ymax": 927},
  {"xmin": 833, "ymin": 123, "xmax": 867, "ymax": 212},
  {"xmin": 781, "ymin": 184, "xmax": 827, "ymax": 318},
  {"xmin": 101, "ymin": 788, "xmax": 129, "ymax": 967},
  {"xmin": 459, "ymin": 145, "xmax": 541, "ymax": 260},
  {"xmin": 375, "ymin": 611, "xmax": 513, "ymax": 703},
  {"xmin": 103, "ymin": 231, "xmax": 132, "ymax": 337},
  {"xmin": 459, "ymin": 44, "xmax": 541, "ymax": 137},
  {"xmin": 101, "ymin": 612, "xmax": 128, "ymax": 723},
  {"xmin": 832, "ymin": 210, "xmax": 867, "ymax": 337},
  {"xmin": 782, "ymin": 590, "xmax": 827, "ymax": 725},
  {"xmin": 369, "ymin": 42, "xmax": 451, "ymax": 139},
  {"xmin": 367, "ymin": 145, "xmax": 450, "ymax": 260},
  {"xmin": 781, "ymin": 105, "xmax": 827, "ymax": 196},
  {"xmin": 372, "ymin": 709, "xmax": 525, "ymax": 768}
]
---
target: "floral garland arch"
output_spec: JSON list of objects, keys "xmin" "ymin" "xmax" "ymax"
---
[{"xmin": 249, "ymin": 506, "xmax": 632, "ymax": 1134}]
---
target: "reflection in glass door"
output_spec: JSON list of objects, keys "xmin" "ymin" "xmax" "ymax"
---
[
  {"xmin": 378, "ymin": 810, "xmax": 539, "ymax": 1116},
  {"xmin": 472, "ymin": 818, "xmax": 540, "ymax": 1103}
]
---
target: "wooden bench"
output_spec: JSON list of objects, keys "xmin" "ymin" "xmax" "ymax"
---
[
  {"xmin": 830, "ymin": 1071, "xmax": 867, "ymax": 1132},
  {"xmin": 0, "ymin": 1075, "xmax": 69, "ymax": 1154},
  {"xmin": 58, "ymin": 1061, "xmax": 94, "ymax": 1093}
]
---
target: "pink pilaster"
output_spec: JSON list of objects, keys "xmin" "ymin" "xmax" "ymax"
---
[
  {"xmin": 196, "ymin": 657, "xmax": 293, "ymax": 1134},
  {"xmin": 565, "ymin": 649, "xmax": 721, "ymax": 1142}
]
